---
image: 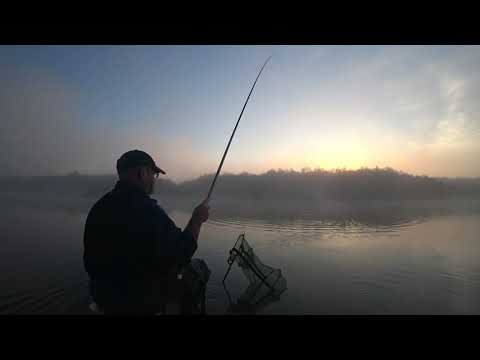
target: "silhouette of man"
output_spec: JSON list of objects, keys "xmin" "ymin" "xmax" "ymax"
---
[{"xmin": 83, "ymin": 150, "xmax": 210, "ymax": 314}]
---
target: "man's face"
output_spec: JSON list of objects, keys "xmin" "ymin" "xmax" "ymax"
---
[{"xmin": 140, "ymin": 166, "xmax": 157, "ymax": 195}]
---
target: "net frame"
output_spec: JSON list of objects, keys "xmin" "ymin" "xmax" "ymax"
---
[{"xmin": 222, "ymin": 233, "xmax": 286, "ymax": 310}]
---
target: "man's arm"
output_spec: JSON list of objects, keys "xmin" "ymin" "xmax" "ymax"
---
[
  {"xmin": 185, "ymin": 199, "xmax": 210, "ymax": 242},
  {"xmin": 149, "ymin": 199, "xmax": 209, "ymax": 269}
]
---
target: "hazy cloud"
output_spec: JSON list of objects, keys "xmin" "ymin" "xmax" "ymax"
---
[
  {"xmin": 1, "ymin": 46, "xmax": 479, "ymax": 179},
  {"xmin": 0, "ymin": 65, "xmax": 83, "ymax": 176}
]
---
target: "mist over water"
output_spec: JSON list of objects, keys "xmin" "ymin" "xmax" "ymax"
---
[
  {"xmin": 3, "ymin": 45, "xmax": 480, "ymax": 315},
  {"xmin": 1, "ymin": 171, "xmax": 480, "ymax": 314}
]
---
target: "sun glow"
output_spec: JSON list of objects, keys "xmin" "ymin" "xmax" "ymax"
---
[
  {"xmin": 303, "ymin": 145, "xmax": 369, "ymax": 171},
  {"xmin": 281, "ymin": 134, "xmax": 373, "ymax": 172}
]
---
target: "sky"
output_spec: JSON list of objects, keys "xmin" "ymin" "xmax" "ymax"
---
[{"xmin": 1, "ymin": 45, "xmax": 479, "ymax": 181}]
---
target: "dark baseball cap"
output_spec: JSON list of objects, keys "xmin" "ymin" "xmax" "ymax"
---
[{"xmin": 116, "ymin": 150, "xmax": 166, "ymax": 175}]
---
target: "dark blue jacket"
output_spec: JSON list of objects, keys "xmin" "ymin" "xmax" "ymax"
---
[{"xmin": 83, "ymin": 180, "xmax": 197, "ymax": 311}]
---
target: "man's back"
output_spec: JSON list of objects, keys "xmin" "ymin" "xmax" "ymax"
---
[{"xmin": 83, "ymin": 180, "xmax": 197, "ymax": 313}]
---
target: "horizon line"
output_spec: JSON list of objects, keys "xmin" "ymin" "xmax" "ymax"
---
[{"xmin": 1, "ymin": 166, "xmax": 480, "ymax": 182}]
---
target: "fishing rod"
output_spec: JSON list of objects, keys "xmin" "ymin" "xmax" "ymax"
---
[{"xmin": 205, "ymin": 56, "xmax": 272, "ymax": 203}]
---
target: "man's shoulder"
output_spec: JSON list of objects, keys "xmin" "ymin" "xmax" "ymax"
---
[
  {"xmin": 86, "ymin": 187, "xmax": 170, "ymax": 224},
  {"xmin": 92, "ymin": 190, "xmax": 114, "ymax": 208},
  {"xmin": 86, "ymin": 191, "xmax": 116, "ymax": 217},
  {"xmin": 136, "ymin": 196, "xmax": 169, "ymax": 217}
]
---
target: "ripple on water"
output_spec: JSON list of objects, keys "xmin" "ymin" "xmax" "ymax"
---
[{"xmin": 208, "ymin": 215, "xmax": 421, "ymax": 240}]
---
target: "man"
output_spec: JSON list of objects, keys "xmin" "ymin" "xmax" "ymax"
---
[{"xmin": 83, "ymin": 150, "xmax": 210, "ymax": 314}]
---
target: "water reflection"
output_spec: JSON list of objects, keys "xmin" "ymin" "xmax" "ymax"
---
[
  {"xmin": 209, "ymin": 215, "xmax": 425, "ymax": 234},
  {"xmin": 206, "ymin": 214, "xmax": 427, "ymax": 249},
  {"xmin": 1, "ymin": 192, "xmax": 480, "ymax": 314}
]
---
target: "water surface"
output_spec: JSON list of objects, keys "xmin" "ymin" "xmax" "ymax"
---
[{"xmin": 1, "ymin": 193, "xmax": 479, "ymax": 315}]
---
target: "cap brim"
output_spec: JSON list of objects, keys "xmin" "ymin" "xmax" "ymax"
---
[{"xmin": 153, "ymin": 165, "xmax": 166, "ymax": 175}]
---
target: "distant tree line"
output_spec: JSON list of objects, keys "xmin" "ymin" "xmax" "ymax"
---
[
  {"xmin": 174, "ymin": 167, "xmax": 480, "ymax": 202},
  {"xmin": 1, "ymin": 167, "xmax": 480, "ymax": 202}
]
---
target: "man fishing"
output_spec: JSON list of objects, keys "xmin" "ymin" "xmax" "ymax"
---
[
  {"xmin": 83, "ymin": 56, "xmax": 271, "ymax": 315},
  {"xmin": 83, "ymin": 149, "xmax": 211, "ymax": 314}
]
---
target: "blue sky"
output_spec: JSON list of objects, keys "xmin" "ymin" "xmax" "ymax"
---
[{"xmin": 1, "ymin": 45, "xmax": 479, "ymax": 180}]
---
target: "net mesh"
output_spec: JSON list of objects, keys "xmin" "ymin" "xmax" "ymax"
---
[{"xmin": 224, "ymin": 234, "xmax": 286, "ymax": 312}]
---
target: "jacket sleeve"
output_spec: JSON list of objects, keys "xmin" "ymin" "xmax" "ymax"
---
[{"xmin": 146, "ymin": 200, "xmax": 198, "ymax": 269}]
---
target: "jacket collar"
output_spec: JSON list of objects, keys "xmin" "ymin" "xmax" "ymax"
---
[{"xmin": 113, "ymin": 180, "xmax": 148, "ymax": 198}]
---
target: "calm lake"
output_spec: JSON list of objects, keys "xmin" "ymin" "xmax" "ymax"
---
[{"xmin": 1, "ymin": 193, "xmax": 480, "ymax": 315}]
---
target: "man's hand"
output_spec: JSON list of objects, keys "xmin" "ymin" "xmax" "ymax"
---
[
  {"xmin": 186, "ymin": 199, "xmax": 210, "ymax": 242},
  {"xmin": 192, "ymin": 199, "xmax": 210, "ymax": 225}
]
